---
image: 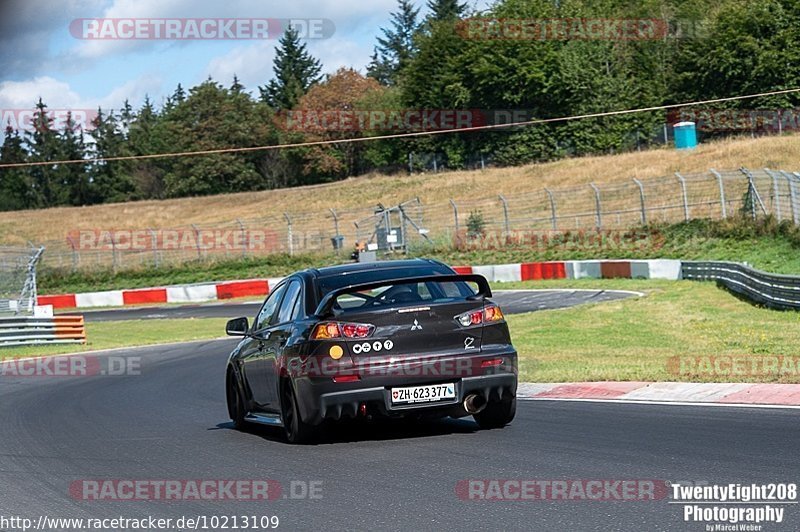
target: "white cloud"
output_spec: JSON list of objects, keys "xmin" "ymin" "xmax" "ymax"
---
[
  {"xmin": 0, "ymin": 74, "xmax": 162, "ymax": 113},
  {"xmin": 73, "ymin": 0, "xmax": 399, "ymax": 60},
  {"xmin": 205, "ymin": 42, "xmax": 277, "ymax": 93}
]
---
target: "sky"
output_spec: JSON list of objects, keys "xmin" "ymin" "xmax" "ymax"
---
[{"xmin": 0, "ymin": 0, "xmax": 492, "ymax": 116}]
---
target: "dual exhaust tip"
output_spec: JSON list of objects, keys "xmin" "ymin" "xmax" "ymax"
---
[{"xmin": 463, "ymin": 393, "xmax": 487, "ymax": 414}]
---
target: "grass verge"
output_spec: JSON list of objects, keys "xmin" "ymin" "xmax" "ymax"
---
[{"xmin": 0, "ymin": 318, "xmax": 229, "ymax": 359}]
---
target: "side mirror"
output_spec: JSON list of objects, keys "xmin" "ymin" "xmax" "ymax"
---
[{"xmin": 226, "ymin": 317, "xmax": 250, "ymax": 337}]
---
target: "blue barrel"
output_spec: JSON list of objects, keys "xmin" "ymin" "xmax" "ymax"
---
[{"xmin": 674, "ymin": 121, "xmax": 697, "ymax": 150}]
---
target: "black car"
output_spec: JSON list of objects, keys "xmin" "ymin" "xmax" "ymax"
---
[{"xmin": 224, "ymin": 259, "xmax": 518, "ymax": 443}]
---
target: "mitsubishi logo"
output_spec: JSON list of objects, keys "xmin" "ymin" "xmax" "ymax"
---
[{"xmin": 411, "ymin": 319, "xmax": 423, "ymax": 331}]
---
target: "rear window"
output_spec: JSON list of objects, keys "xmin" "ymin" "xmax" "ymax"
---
[
  {"xmin": 332, "ymin": 280, "xmax": 476, "ymax": 313},
  {"xmin": 317, "ymin": 267, "xmax": 450, "ymax": 295}
]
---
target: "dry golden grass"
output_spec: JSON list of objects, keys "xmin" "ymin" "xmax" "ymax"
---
[{"xmin": 2, "ymin": 133, "xmax": 798, "ymax": 245}]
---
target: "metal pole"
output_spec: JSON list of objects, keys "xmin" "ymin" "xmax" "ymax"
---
[
  {"xmin": 589, "ymin": 183, "xmax": 602, "ymax": 229},
  {"xmin": 764, "ymin": 169, "xmax": 782, "ymax": 220},
  {"xmin": 498, "ymin": 195, "xmax": 510, "ymax": 235},
  {"xmin": 148, "ymin": 229, "xmax": 159, "ymax": 267},
  {"xmin": 191, "ymin": 224, "xmax": 203, "ymax": 260},
  {"xmin": 284, "ymin": 213, "xmax": 294, "ymax": 255},
  {"xmin": 544, "ymin": 188, "xmax": 557, "ymax": 230},
  {"xmin": 329, "ymin": 208, "xmax": 340, "ymax": 238},
  {"xmin": 66, "ymin": 236, "xmax": 78, "ymax": 271},
  {"xmin": 408, "ymin": 153, "xmax": 413, "ymax": 175},
  {"xmin": 633, "ymin": 178, "xmax": 647, "ymax": 225},
  {"xmin": 111, "ymin": 232, "xmax": 118, "ymax": 273},
  {"xmin": 710, "ymin": 169, "xmax": 727, "ymax": 219},
  {"xmin": 449, "ymin": 199, "xmax": 460, "ymax": 236},
  {"xmin": 235, "ymin": 219, "xmax": 247, "ymax": 258},
  {"xmin": 741, "ymin": 167, "xmax": 767, "ymax": 217},
  {"xmin": 675, "ymin": 172, "xmax": 690, "ymax": 221}
]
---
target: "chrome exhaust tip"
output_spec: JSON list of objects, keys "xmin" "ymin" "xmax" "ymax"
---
[{"xmin": 464, "ymin": 393, "xmax": 487, "ymax": 414}]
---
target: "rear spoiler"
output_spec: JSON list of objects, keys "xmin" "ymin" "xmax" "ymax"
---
[{"xmin": 314, "ymin": 274, "xmax": 492, "ymax": 318}]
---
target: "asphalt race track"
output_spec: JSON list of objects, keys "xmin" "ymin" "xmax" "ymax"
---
[
  {"xmin": 6, "ymin": 288, "xmax": 800, "ymax": 530},
  {"xmin": 2, "ymin": 339, "xmax": 800, "ymax": 530},
  {"xmin": 77, "ymin": 289, "xmax": 639, "ymax": 322}
]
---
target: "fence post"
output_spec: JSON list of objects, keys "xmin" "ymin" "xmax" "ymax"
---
[
  {"xmin": 148, "ymin": 228, "xmax": 159, "ymax": 267},
  {"xmin": 710, "ymin": 169, "xmax": 727, "ymax": 219},
  {"xmin": 284, "ymin": 213, "xmax": 294, "ymax": 256},
  {"xmin": 631, "ymin": 178, "xmax": 647, "ymax": 225},
  {"xmin": 783, "ymin": 171, "xmax": 799, "ymax": 225},
  {"xmin": 544, "ymin": 188, "xmax": 557, "ymax": 230},
  {"xmin": 740, "ymin": 167, "xmax": 767, "ymax": 218},
  {"xmin": 330, "ymin": 208, "xmax": 340, "ymax": 238},
  {"xmin": 449, "ymin": 199, "xmax": 460, "ymax": 235},
  {"xmin": 675, "ymin": 172, "xmax": 690, "ymax": 221},
  {"xmin": 235, "ymin": 219, "xmax": 247, "ymax": 258},
  {"xmin": 111, "ymin": 232, "xmax": 118, "ymax": 273},
  {"xmin": 764, "ymin": 169, "xmax": 782, "ymax": 221},
  {"xmin": 66, "ymin": 235, "xmax": 78, "ymax": 271},
  {"xmin": 191, "ymin": 224, "xmax": 203, "ymax": 260},
  {"xmin": 408, "ymin": 153, "xmax": 413, "ymax": 174},
  {"xmin": 589, "ymin": 183, "xmax": 602, "ymax": 229},
  {"xmin": 498, "ymin": 195, "xmax": 510, "ymax": 235}
]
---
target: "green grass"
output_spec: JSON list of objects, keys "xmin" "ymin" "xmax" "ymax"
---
[
  {"xmin": 38, "ymin": 216, "xmax": 800, "ymax": 294},
  {"xmin": 0, "ymin": 318, "xmax": 229, "ymax": 359},
  {"xmin": 504, "ymin": 279, "xmax": 800, "ymax": 383}
]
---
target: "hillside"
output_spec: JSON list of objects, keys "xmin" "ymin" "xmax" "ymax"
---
[{"xmin": 1, "ymin": 134, "xmax": 799, "ymax": 246}]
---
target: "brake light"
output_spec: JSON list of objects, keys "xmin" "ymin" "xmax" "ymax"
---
[
  {"xmin": 312, "ymin": 322, "xmax": 374, "ymax": 339},
  {"xmin": 455, "ymin": 305, "xmax": 505, "ymax": 327}
]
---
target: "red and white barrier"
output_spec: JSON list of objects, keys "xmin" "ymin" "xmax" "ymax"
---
[{"xmin": 37, "ymin": 260, "xmax": 682, "ymax": 310}]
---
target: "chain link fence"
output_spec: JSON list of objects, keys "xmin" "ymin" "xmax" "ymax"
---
[
  {"xmin": 0, "ymin": 246, "xmax": 45, "ymax": 314},
  {"xmin": 35, "ymin": 167, "xmax": 799, "ymax": 272}
]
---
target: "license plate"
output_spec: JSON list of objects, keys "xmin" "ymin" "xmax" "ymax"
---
[{"xmin": 390, "ymin": 383, "xmax": 456, "ymax": 405}]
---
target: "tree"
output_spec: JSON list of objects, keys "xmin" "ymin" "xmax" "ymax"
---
[
  {"xmin": 25, "ymin": 99, "xmax": 63, "ymax": 207},
  {"xmin": 368, "ymin": 0, "xmax": 421, "ymax": 85},
  {"xmin": 90, "ymin": 108, "xmax": 135, "ymax": 203},
  {"xmin": 426, "ymin": 0, "xmax": 467, "ymax": 22},
  {"xmin": 290, "ymin": 68, "xmax": 386, "ymax": 179},
  {"xmin": 58, "ymin": 112, "xmax": 91, "ymax": 206},
  {"xmin": 260, "ymin": 27, "xmax": 323, "ymax": 110},
  {"xmin": 0, "ymin": 124, "xmax": 34, "ymax": 210}
]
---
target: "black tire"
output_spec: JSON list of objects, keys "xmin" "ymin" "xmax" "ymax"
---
[
  {"xmin": 281, "ymin": 380, "xmax": 316, "ymax": 444},
  {"xmin": 473, "ymin": 396, "xmax": 516, "ymax": 429},
  {"xmin": 226, "ymin": 369, "xmax": 247, "ymax": 430}
]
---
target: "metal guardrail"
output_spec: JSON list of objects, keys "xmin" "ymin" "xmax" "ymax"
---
[
  {"xmin": 682, "ymin": 261, "xmax": 800, "ymax": 310},
  {"xmin": 0, "ymin": 315, "xmax": 86, "ymax": 347}
]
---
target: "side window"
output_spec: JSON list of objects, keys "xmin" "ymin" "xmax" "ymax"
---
[
  {"xmin": 254, "ymin": 283, "xmax": 287, "ymax": 330},
  {"xmin": 276, "ymin": 281, "xmax": 302, "ymax": 324}
]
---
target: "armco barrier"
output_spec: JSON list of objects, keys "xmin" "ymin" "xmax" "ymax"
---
[
  {"xmin": 0, "ymin": 315, "xmax": 86, "ymax": 347},
  {"xmin": 682, "ymin": 261, "xmax": 800, "ymax": 310}
]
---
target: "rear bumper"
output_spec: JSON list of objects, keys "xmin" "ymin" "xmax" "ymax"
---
[{"xmin": 292, "ymin": 349, "xmax": 518, "ymax": 425}]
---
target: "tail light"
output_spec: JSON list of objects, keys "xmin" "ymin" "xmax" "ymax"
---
[
  {"xmin": 312, "ymin": 322, "xmax": 375, "ymax": 340},
  {"xmin": 455, "ymin": 304, "xmax": 505, "ymax": 327}
]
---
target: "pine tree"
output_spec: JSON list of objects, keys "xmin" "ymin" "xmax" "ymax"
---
[
  {"xmin": 25, "ymin": 99, "xmax": 62, "ymax": 207},
  {"xmin": 90, "ymin": 108, "xmax": 134, "ymax": 203},
  {"xmin": 59, "ymin": 112, "xmax": 91, "ymax": 206},
  {"xmin": 367, "ymin": 0, "xmax": 421, "ymax": 86},
  {"xmin": 0, "ymin": 124, "xmax": 34, "ymax": 210},
  {"xmin": 426, "ymin": 0, "xmax": 467, "ymax": 22},
  {"xmin": 259, "ymin": 27, "xmax": 322, "ymax": 110}
]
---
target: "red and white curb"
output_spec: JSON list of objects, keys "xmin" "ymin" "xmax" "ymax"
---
[
  {"xmin": 518, "ymin": 382, "xmax": 800, "ymax": 408},
  {"xmin": 38, "ymin": 259, "xmax": 681, "ymax": 310}
]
